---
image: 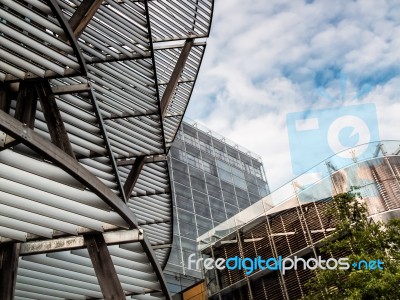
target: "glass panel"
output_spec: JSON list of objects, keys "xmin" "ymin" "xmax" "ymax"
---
[
  {"xmin": 233, "ymin": 175, "xmax": 247, "ymax": 190},
  {"xmin": 181, "ymin": 237, "xmax": 197, "ymax": 251},
  {"xmin": 179, "ymin": 220, "xmax": 197, "ymax": 239},
  {"xmin": 174, "ymin": 182, "xmax": 192, "ymax": 198},
  {"xmin": 194, "ymin": 201, "xmax": 212, "ymax": 219},
  {"xmin": 172, "ymin": 169, "xmax": 190, "ymax": 185},
  {"xmin": 196, "ymin": 215, "xmax": 214, "ymax": 230},
  {"xmin": 175, "ymin": 194, "xmax": 194, "ymax": 212},
  {"xmin": 171, "ymin": 158, "xmax": 189, "ymax": 174},
  {"xmin": 225, "ymin": 203, "xmax": 240, "ymax": 218},
  {"xmin": 218, "ymin": 168, "xmax": 233, "ymax": 184},
  {"xmin": 193, "ymin": 190, "xmax": 208, "ymax": 202}
]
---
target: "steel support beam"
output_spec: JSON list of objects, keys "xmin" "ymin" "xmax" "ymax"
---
[
  {"xmin": 35, "ymin": 80, "xmax": 76, "ymax": 159},
  {"xmin": 0, "ymin": 84, "xmax": 16, "ymax": 150},
  {"xmin": 117, "ymin": 154, "xmax": 166, "ymax": 166},
  {"xmin": 0, "ymin": 84, "xmax": 10, "ymax": 113},
  {"xmin": 47, "ymin": 0, "xmax": 87, "ymax": 75},
  {"xmin": 123, "ymin": 156, "xmax": 146, "ymax": 198},
  {"xmin": 1, "ymin": 82, "xmax": 37, "ymax": 150},
  {"xmin": 0, "ymin": 243, "xmax": 20, "ymax": 300},
  {"xmin": 140, "ymin": 235, "xmax": 172, "ymax": 300},
  {"xmin": 20, "ymin": 229, "xmax": 143, "ymax": 255},
  {"xmin": 52, "ymin": 83, "xmax": 90, "ymax": 95},
  {"xmin": 85, "ymin": 233, "xmax": 126, "ymax": 299},
  {"xmin": 88, "ymin": 84, "xmax": 127, "ymax": 202},
  {"xmin": 14, "ymin": 82, "xmax": 37, "ymax": 129},
  {"xmin": 0, "ymin": 109, "xmax": 138, "ymax": 228},
  {"xmin": 160, "ymin": 38, "xmax": 194, "ymax": 117},
  {"xmin": 69, "ymin": 0, "xmax": 103, "ymax": 38}
]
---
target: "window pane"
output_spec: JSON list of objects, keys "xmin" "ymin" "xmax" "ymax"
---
[{"xmin": 175, "ymin": 194, "xmax": 194, "ymax": 212}]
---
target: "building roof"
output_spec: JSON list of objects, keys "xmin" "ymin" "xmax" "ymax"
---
[{"xmin": 198, "ymin": 140, "xmax": 400, "ymax": 248}]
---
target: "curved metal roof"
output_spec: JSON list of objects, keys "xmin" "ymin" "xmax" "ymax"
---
[{"xmin": 0, "ymin": 0, "xmax": 214, "ymax": 298}]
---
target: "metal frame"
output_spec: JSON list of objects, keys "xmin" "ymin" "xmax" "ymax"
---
[
  {"xmin": 124, "ymin": 156, "xmax": 146, "ymax": 198},
  {"xmin": 20, "ymin": 230, "xmax": 143, "ymax": 255},
  {"xmin": 69, "ymin": 0, "xmax": 103, "ymax": 38},
  {"xmin": 0, "ymin": 243, "xmax": 20, "ymax": 299},
  {"xmin": 88, "ymin": 84, "xmax": 128, "ymax": 202},
  {"xmin": 35, "ymin": 80, "xmax": 75, "ymax": 158},
  {"xmin": 160, "ymin": 39, "xmax": 194, "ymax": 118},
  {"xmin": 0, "ymin": 109, "xmax": 138, "ymax": 228},
  {"xmin": 85, "ymin": 233, "xmax": 126, "ymax": 298},
  {"xmin": 47, "ymin": 0, "xmax": 87, "ymax": 75},
  {"xmin": 0, "ymin": 0, "xmax": 214, "ymax": 298}
]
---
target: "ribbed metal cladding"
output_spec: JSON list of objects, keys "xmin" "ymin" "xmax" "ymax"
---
[
  {"xmin": 201, "ymin": 142, "xmax": 400, "ymax": 300},
  {"xmin": 0, "ymin": 0, "xmax": 85, "ymax": 81},
  {"xmin": 0, "ymin": 0, "xmax": 214, "ymax": 299},
  {"xmin": 155, "ymin": 45, "xmax": 207, "ymax": 145}
]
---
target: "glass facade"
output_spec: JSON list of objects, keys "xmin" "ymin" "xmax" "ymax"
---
[
  {"xmin": 164, "ymin": 120, "xmax": 270, "ymax": 294},
  {"xmin": 198, "ymin": 140, "xmax": 400, "ymax": 300}
]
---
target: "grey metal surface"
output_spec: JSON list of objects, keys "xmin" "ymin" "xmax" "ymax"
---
[{"xmin": 0, "ymin": 0, "xmax": 214, "ymax": 298}]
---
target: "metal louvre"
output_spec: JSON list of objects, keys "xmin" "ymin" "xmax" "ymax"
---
[
  {"xmin": 0, "ymin": 149, "xmax": 126, "ymax": 239},
  {"xmin": 14, "ymin": 244, "xmax": 162, "ymax": 298},
  {"xmin": 0, "ymin": 0, "xmax": 214, "ymax": 298},
  {"xmin": 147, "ymin": 0, "xmax": 213, "ymax": 42},
  {"xmin": 156, "ymin": 44, "xmax": 206, "ymax": 146},
  {"xmin": 36, "ymin": 80, "xmax": 123, "ymax": 194},
  {"xmin": 0, "ymin": 0, "xmax": 85, "ymax": 81},
  {"xmin": 57, "ymin": 0, "xmax": 150, "ymax": 62}
]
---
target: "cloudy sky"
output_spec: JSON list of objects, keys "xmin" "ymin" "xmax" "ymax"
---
[{"xmin": 186, "ymin": 0, "xmax": 400, "ymax": 191}]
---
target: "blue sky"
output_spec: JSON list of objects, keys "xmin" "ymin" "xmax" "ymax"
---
[{"xmin": 186, "ymin": 0, "xmax": 400, "ymax": 190}]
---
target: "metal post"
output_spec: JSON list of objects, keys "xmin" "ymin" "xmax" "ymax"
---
[
  {"xmin": 0, "ymin": 243, "xmax": 20, "ymax": 299},
  {"xmin": 35, "ymin": 80, "xmax": 76, "ymax": 159},
  {"xmin": 265, "ymin": 217, "xmax": 290, "ymax": 300},
  {"xmin": 209, "ymin": 245, "xmax": 222, "ymax": 300},
  {"xmin": 88, "ymin": 84, "xmax": 127, "ymax": 202},
  {"xmin": 85, "ymin": 233, "xmax": 125, "ymax": 299},
  {"xmin": 236, "ymin": 230, "xmax": 254, "ymax": 300},
  {"xmin": 160, "ymin": 39, "xmax": 194, "ymax": 118},
  {"xmin": 123, "ymin": 156, "xmax": 146, "ymax": 198},
  {"xmin": 69, "ymin": 0, "xmax": 103, "ymax": 38},
  {"xmin": 0, "ymin": 84, "xmax": 10, "ymax": 113},
  {"xmin": 14, "ymin": 82, "xmax": 37, "ymax": 129}
]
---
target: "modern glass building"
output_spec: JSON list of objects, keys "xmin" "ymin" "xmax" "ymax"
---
[
  {"xmin": 198, "ymin": 140, "xmax": 400, "ymax": 300},
  {"xmin": 164, "ymin": 119, "xmax": 270, "ymax": 294}
]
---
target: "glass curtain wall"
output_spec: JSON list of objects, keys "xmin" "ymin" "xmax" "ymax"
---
[
  {"xmin": 165, "ymin": 120, "xmax": 270, "ymax": 294},
  {"xmin": 198, "ymin": 141, "xmax": 400, "ymax": 300}
]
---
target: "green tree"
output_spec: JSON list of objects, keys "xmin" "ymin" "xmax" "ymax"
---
[{"xmin": 303, "ymin": 190, "xmax": 400, "ymax": 300}]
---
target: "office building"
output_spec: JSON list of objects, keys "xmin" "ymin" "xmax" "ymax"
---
[
  {"xmin": 165, "ymin": 119, "xmax": 270, "ymax": 294},
  {"xmin": 198, "ymin": 141, "xmax": 400, "ymax": 300}
]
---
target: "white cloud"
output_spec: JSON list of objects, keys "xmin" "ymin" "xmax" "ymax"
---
[{"xmin": 186, "ymin": 0, "xmax": 400, "ymax": 191}]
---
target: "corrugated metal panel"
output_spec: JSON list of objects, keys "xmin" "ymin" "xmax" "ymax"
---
[{"xmin": 0, "ymin": 0, "xmax": 214, "ymax": 298}]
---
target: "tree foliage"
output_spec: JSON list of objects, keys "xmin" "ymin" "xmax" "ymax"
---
[{"xmin": 303, "ymin": 190, "xmax": 400, "ymax": 300}]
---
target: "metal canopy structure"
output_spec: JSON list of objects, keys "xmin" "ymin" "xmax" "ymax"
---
[{"xmin": 0, "ymin": 0, "xmax": 214, "ymax": 298}]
